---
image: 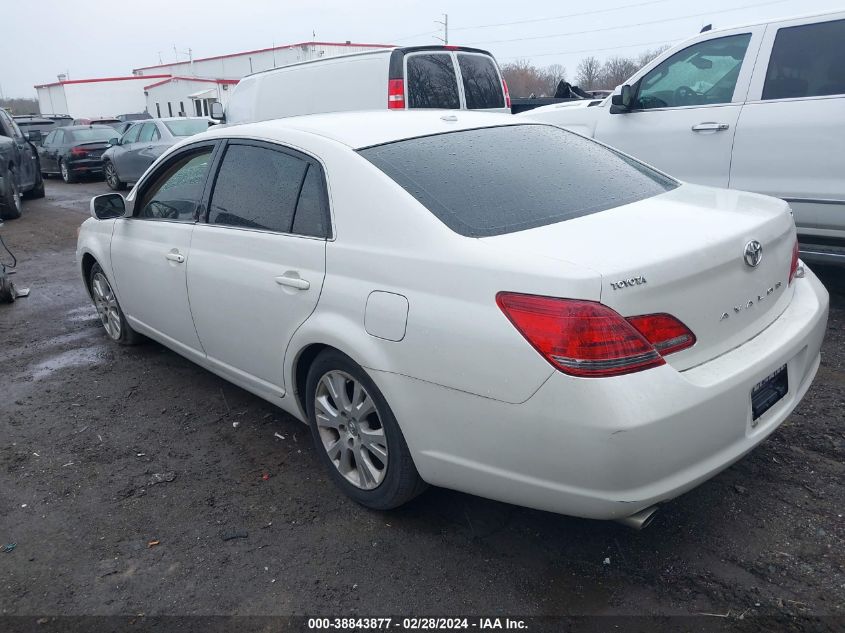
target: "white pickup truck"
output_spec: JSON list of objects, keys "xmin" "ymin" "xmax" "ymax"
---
[{"xmin": 523, "ymin": 10, "xmax": 845, "ymax": 265}]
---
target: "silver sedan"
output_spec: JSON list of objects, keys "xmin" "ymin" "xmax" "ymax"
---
[{"xmin": 102, "ymin": 117, "xmax": 212, "ymax": 190}]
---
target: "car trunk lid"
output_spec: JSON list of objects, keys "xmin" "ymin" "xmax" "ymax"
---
[{"xmin": 480, "ymin": 185, "xmax": 797, "ymax": 371}]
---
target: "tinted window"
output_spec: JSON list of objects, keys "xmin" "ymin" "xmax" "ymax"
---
[
  {"xmin": 138, "ymin": 122, "xmax": 157, "ymax": 142},
  {"xmin": 138, "ymin": 149, "xmax": 212, "ymax": 221},
  {"xmin": 43, "ymin": 130, "xmax": 57, "ymax": 145},
  {"xmin": 763, "ymin": 19, "xmax": 845, "ymax": 100},
  {"xmin": 68, "ymin": 127, "xmax": 116, "ymax": 143},
  {"xmin": 165, "ymin": 119, "xmax": 209, "ymax": 137},
  {"xmin": 636, "ymin": 34, "xmax": 751, "ymax": 109},
  {"xmin": 208, "ymin": 144, "xmax": 308, "ymax": 233},
  {"xmin": 292, "ymin": 165, "xmax": 329, "ymax": 238},
  {"xmin": 406, "ymin": 54, "xmax": 460, "ymax": 109},
  {"xmin": 122, "ymin": 124, "xmax": 141, "ymax": 144},
  {"xmin": 458, "ymin": 54, "xmax": 505, "ymax": 109},
  {"xmin": 359, "ymin": 125, "xmax": 677, "ymax": 237}
]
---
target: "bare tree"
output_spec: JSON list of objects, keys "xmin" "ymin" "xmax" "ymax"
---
[
  {"xmin": 599, "ymin": 56, "xmax": 639, "ymax": 89},
  {"xmin": 501, "ymin": 59, "xmax": 552, "ymax": 97},
  {"xmin": 541, "ymin": 63, "xmax": 567, "ymax": 95},
  {"xmin": 636, "ymin": 44, "xmax": 672, "ymax": 69},
  {"xmin": 0, "ymin": 97, "xmax": 39, "ymax": 115},
  {"xmin": 575, "ymin": 57, "xmax": 602, "ymax": 90}
]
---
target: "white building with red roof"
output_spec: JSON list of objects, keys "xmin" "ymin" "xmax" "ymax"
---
[{"xmin": 34, "ymin": 41, "xmax": 393, "ymax": 119}]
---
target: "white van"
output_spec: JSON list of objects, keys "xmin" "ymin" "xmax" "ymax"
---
[
  {"xmin": 220, "ymin": 46, "xmax": 510, "ymax": 125},
  {"xmin": 523, "ymin": 10, "xmax": 845, "ymax": 265}
]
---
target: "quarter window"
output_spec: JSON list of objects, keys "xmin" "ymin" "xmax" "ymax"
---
[
  {"xmin": 208, "ymin": 144, "xmax": 308, "ymax": 233},
  {"xmin": 137, "ymin": 148, "xmax": 213, "ymax": 221},
  {"xmin": 457, "ymin": 54, "xmax": 505, "ymax": 109},
  {"xmin": 635, "ymin": 34, "xmax": 751, "ymax": 109},
  {"xmin": 763, "ymin": 19, "xmax": 845, "ymax": 100},
  {"xmin": 406, "ymin": 54, "xmax": 460, "ymax": 109},
  {"xmin": 292, "ymin": 165, "xmax": 329, "ymax": 238}
]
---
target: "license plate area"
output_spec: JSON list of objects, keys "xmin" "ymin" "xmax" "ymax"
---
[{"xmin": 751, "ymin": 364, "xmax": 788, "ymax": 422}]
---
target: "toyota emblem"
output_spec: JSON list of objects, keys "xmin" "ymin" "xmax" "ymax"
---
[{"xmin": 744, "ymin": 240, "xmax": 763, "ymax": 267}]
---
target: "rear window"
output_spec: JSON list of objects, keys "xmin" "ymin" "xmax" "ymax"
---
[
  {"xmin": 359, "ymin": 125, "xmax": 677, "ymax": 237},
  {"xmin": 165, "ymin": 119, "xmax": 210, "ymax": 137},
  {"xmin": 457, "ymin": 54, "xmax": 505, "ymax": 109},
  {"xmin": 406, "ymin": 54, "xmax": 460, "ymax": 109},
  {"xmin": 68, "ymin": 127, "xmax": 115, "ymax": 143}
]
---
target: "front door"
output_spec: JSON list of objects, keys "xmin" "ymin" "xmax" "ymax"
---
[
  {"xmin": 186, "ymin": 140, "xmax": 330, "ymax": 397},
  {"xmin": 110, "ymin": 144, "xmax": 217, "ymax": 358},
  {"xmin": 595, "ymin": 30, "xmax": 761, "ymax": 187}
]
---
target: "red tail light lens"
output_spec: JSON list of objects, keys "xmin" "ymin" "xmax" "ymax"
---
[
  {"xmin": 502, "ymin": 78, "xmax": 511, "ymax": 109},
  {"xmin": 788, "ymin": 239, "xmax": 800, "ymax": 284},
  {"xmin": 70, "ymin": 146, "xmax": 89, "ymax": 157},
  {"xmin": 625, "ymin": 313, "xmax": 696, "ymax": 356},
  {"xmin": 496, "ymin": 293, "xmax": 665, "ymax": 378},
  {"xmin": 388, "ymin": 79, "xmax": 405, "ymax": 109}
]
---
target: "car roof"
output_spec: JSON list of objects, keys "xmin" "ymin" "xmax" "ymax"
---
[
  {"xmin": 205, "ymin": 111, "xmax": 531, "ymax": 149},
  {"xmin": 63, "ymin": 125, "xmax": 118, "ymax": 131}
]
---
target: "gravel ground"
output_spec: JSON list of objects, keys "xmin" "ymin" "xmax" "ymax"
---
[{"xmin": 0, "ymin": 179, "xmax": 842, "ymax": 628}]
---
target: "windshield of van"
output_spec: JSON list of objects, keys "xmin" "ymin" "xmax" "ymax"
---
[
  {"xmin": 359, "ymin": 124, "xmax": 677, "ymax": 237},
  {"xmin": 457, "ymin": 54, "xmax": 505, "ymax": 109}
]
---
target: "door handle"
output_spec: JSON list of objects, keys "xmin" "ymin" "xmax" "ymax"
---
[
  {"xmin": 165, "ymin": 251, "xmax": 186, "ymax": 263},
  {"xmin": 275, "ymin": 274, "xmax": 310, "ymax": 290},
  {"xmin": 691, "ymin": 122, "xmax": 730, "ymax": 132}
]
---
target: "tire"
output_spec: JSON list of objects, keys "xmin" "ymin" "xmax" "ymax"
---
[
  {"xmin": 88, "ymin": 263, "xmax": 142, "ymax": 345},
  {"xmin": 60, "ymin": 160, "xmax": 76, "ymax": 184},
  {"xmin": 104, "ymin": 161, "xmax": 126, "ymax": 191},
  {"xmin": 0, "ymin": 169, "xmax": 22, "ymax": 220},
  {"xmin": 306, "ymin": 349, "xmax": 427, "ymax": 510},
  {"xmin": 23, "ymin": 168, "xmax": 45, "ymax": 199}
]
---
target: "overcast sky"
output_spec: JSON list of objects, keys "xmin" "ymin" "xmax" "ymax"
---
[{"xmin": 1, "ymin": 0, "xmax": 841, "ymax": 97}]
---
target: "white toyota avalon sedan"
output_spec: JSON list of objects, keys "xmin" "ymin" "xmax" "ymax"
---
[{"xmin": 77, "ymin": 111, "xmax": 829, "ymax": 527}]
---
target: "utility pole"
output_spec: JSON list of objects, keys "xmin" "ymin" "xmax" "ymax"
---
[{"xmin": 435, "ymin": 13, "xmax": 448, "ymax": 44}]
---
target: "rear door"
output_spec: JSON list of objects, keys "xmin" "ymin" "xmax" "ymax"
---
[
  {"xmin": 595, "ymin": 28, "xmax": 762, "ymax": 187},
  {"xmin": 186, "ymin": 140, "xmax": 329, "ymax": 397},
  {"xmin": 39, "ymin": 130, "xmax": 58, "ymax": 172},
  {"xmin": 730, "ymin": 15, "xmax": 845, "ymax": 246},
  {"xmin": 110, "ymin": 143, "xmax": 217, "ymax": 357},
  {"xmin": 402, "ymin": 48, "xmax": 507, "ymax": 111},
  {"xmin": 0, "ymin": 109, "xmax": 37, "ymax": 189}
]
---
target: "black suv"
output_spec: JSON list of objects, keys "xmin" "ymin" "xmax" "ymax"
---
[{"xmin": 0, "ymin": 109, "xmax": 45, "ymax": 219}]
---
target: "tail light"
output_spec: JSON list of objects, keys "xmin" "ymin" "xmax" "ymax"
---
[
  {"xmin": 788, "ymin": 239, "xmax": 800, "ymax": 285},
  {"xmin": 70, "ymin": 146, "xmax": 89, "ymax": 157},
  {"xmin": 502, "ymin": 78, "xmax": 511, "ymax": 109},
  {"xmin": 388, "ymin": 79, "xmax": 405, "ymax": 109},
  {"xmin": 496, "ymin": 293, "xmax": 695, "ymax": 378}
]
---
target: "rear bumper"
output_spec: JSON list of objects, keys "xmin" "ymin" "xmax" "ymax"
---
[
  {"xmin": 377, "ymin": 267, "xmax": 829, "ymax": 520},
  {"xmin": 66, "ymin": 157, "xmax": 104, "ymax": 173}
]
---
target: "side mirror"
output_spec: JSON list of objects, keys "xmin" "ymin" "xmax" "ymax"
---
[
  {"xmin": 25, "ymin": 130, "xmax": 43, "ymax": 143},
  {"xmin": 90, "ymin": 193, "xmax": 126, "ymax": 220},
  {"xmin": 108, "ymin": 137, "xmax": 119, "ymax": 146},
  {"xmin": 610, "ymin": 84, "xmax": 634, "ymax": 114},
  {"xmin": 210, "ymin": 102, "xmax": 225, "ymax": 122}
]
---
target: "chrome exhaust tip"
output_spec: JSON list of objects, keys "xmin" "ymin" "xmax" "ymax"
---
[{"xmin": 615, "ymin": 505, "xmax": 659, "ymax": 530}]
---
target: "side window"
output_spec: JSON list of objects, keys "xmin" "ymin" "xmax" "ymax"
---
[
  {"xmin": 635, "ymin": 34, "xmax": 752, "ymax": 109},
  {"xmin": 208, "ymin": 144, "xmax": 308, "ymax": 233},
  {"xmin": 43, "ymin": 130, "xmax": 57, "ymax": 146},
  {"xmin": 763, "ymin": 19, "xmax": 845, "ymax": 100},
  {"xmin": 137, "ymin": 148, "xmax": 213, "ymax": 221},
  {"xmin": 0, "ymin": 111, "xmax": 12, "ymax": 138},
  {"xmin": 122, "ymin": 124, "xmax": 141, "ymax": 144},
  {"xmin": 406, "ymin": 54, "xmax": 460, "ymax": 109},
  {"xmin": 292, "ymin": 165, "xmax": 329, "ymax": 238},
  {"xmin": 55, "ymin": 130, "xmax": 66, "ymax": 145},
  {"xmin": 138, "ymin": 122, "xmax": 159, "ymax": 143},
  {"xmin": 457, "ymin": 54, "xmax": 505, "ymax": 109}
]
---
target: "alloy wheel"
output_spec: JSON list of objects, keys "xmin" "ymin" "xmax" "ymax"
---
[
  {"xmin": 314, "ymin": 370, "xmax": 388, "ymax": 490},
  {"xmin": 91, "ymin": 272, "xmax": 122, "ymax": 340},
  {"xmin": 105, "ymin": 163, "xmax": 119, "ymax": 189},
  {"xmin": 60, "ymin": 161, "xmax": 69, "ymax": 183}
]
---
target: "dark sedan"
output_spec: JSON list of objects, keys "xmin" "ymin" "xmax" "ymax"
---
[{"xmin": 38, "ymin": 125, "xmax": 115, "ymax": 183}]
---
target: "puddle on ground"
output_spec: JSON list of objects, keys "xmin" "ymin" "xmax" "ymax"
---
[
  {"xmin": 66, "ymin": 305, "xmax": 98, "ymax": 323},
  {"xmin": 30, "ymin": 346, "xmax": 108, "ymax": 381}
]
